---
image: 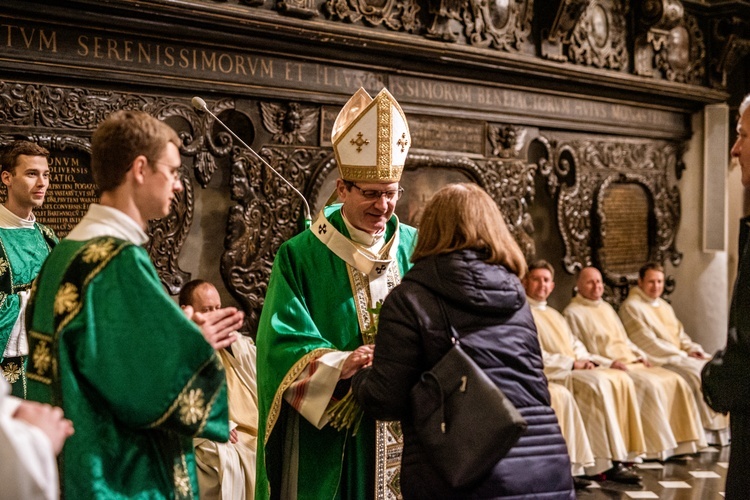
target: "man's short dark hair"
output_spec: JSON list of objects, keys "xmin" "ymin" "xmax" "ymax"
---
[
  {"xmin": 179, "ymin": 279, "xmax": 212, "ymax": 307},
  {"xmin": 638, "ymin": 262, "xmax": 664, "ymax": 280},
  {"xmin": 1, "ymin": 141, "xmax": 50, "ymax": 174},
  {"xmin": 528, "ymin": 259, "xmax": 555, "ymax": 280}
]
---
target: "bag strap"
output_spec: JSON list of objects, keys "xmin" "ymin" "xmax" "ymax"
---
[{"xmin": 435, "ymin": 294, "xmax": 460, "ymax": 344}]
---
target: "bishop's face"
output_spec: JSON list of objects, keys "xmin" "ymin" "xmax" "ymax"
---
[{"xmin": 337, "ymin": 179, "xmax": 401, "ymax": 235}]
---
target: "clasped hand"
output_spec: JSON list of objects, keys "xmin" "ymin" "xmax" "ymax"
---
[
  {"xmin": 340, "ymin": 345, "xmax": 374, "ymax": 380},
  {"xmin": 183, "ymin": 305, "xmax": 245, "ymax": 350}
]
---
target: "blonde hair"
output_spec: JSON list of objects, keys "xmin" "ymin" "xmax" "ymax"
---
[{"xmin": 411, "ymin": 182, "xmax": 527, "ymax": 277}]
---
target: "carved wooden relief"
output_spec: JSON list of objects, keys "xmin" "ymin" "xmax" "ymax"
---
[
  {"xmin": 0, "ymin": 81, "xmax": 202, "ymax": 294},
  {"xmin": 634, "ymin": 0, "xmax": 706, "ymax": 84},
  {"xmin": 710, "ymin": 16, "xmax": 750, "ymax": 88},
  {"xmin": 327, "ymin": 0, "xmax": 422, "ymax": 32},
  {"xmin": 426, "ymin": 0, "xmax": 533, "ymax": 51},
  {"xmin": 178, "ymin": 98, "xmax": 237, "ymax": 189},
  {"xmin": 567, "ymin": 0, "xmax": 628, "ymax": 70},
  {"xmin": 541, "ymin": 0, "xmax": 591, "ymax": 62},
  {"xmin": 278, "ymin": 0, "xmax": 319, "ymax": 17},
  {"xmin": 532, "ymin": 133, "xmax": 682, "ymax": 305},
  {"xmin": 221, "ymin": 146, "xmax": 327, "ymax": 332},
  {"xmin": 540, "ymin": 0, "xmax": 628, "ymax": 70},
  {"xmin": 259, "ymin": 101, "xmax": 320, "ymax": 145},
  {"xmin": 462, "ymin": 0, "xmax": 533, "ymax": 50}
]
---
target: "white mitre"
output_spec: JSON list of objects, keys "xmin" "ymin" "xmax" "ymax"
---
[{"xmin": 331, "ymin": 87, "xmax": 410, "ymax": 182}]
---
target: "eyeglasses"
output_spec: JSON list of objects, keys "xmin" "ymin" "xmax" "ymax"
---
[
  {"xmin": 345, "ymin": 181, "xmax": 404, "ymax": 201},
  {"xmin": 150, "ymin": 161, "xmax": 182, "ymax": 183}
]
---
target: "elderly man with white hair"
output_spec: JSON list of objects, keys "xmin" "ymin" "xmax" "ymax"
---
[{"xmin": 703, "ymin": 93, "xmax": 750, "ymax": 499}]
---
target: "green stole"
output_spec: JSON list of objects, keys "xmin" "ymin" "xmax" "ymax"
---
[
  {"xmin": 26, "ymin": 236, "xmax": 229, "ymax": 500},
  {"xmin": 256, "ymin": 206, "xmax": 417, "ymax": 500},
  {"xmin": 0, "ymin": 221, "xmax": 57, "ymax": 397}
]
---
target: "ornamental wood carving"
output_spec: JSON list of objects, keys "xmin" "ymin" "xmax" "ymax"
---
[
  {"xmin": 540, "ymin": 0, "xmax": 591, "ymax": 62},
  {"xmin": 634, "ymin": 0, "xmax": 706, "ymax": 84},
  {"xmin": 221, "ymin": 146, "xmax": 326, "ymax": 333},
  {"xmin": 327, "ymin": 0, "xmax": 422, "ymax": 32},
  {"xmin": 567, "ymin": 0, "xmax": 628, "ymax": 70},
  {"xmin": 259, "ymin": 101, "xmax": 319, "ymax": 145},
  {"xmin": 710, "ymin": 16, "xmax": 750, "ymax": 88},
  {"xmin": 426, "ymin": 0, "xmax": 533, "ymax": 51},
  {"xmin": 0, "ymin": 82, "xmax": 199, "ymax": 294},
  {"xmin": 540, "ymin": 0, "xmax": 628, "ymax": 70},
  {"xmin": 532, "ymin": 133, "xmax": 682, "ymax": 306}
]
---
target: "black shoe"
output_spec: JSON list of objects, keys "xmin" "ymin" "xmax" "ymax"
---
[
  {"xmin": 573, "ymin": 477, "xmax": 592, "ymax": 489},
  {"xmin": 605, "ymin": 463, "xmax": 642, "ymax": 485}
]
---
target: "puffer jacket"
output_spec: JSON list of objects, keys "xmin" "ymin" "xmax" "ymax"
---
[{"xmin": 353, "ymin": 249, "xmax": 574, "ymax": 499}]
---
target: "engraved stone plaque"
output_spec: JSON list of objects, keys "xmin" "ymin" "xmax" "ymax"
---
[
  {"xmin": 597, "ymin": 182, "xmax": 650, "ymax": 276},
  {"xmin": 38, "ymin": 153, "xmax": 97, "ymax": 238}
]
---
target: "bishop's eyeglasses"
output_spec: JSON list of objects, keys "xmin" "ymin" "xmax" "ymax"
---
[{"xmin": 344, "ymin": 181, "xmax": 404, "ymax": 201}]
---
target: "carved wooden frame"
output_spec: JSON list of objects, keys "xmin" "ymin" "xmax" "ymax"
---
[
  {"xmin": 0, "ymin": 82, "xmax": 203, "ymax": 294},
  {"xmin": 532, "ymin": 132, "xmax": 682, "ymax": 305}
]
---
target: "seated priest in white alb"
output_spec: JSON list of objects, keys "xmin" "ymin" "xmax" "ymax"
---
[
  {"xmin": 563, "ymin": 267, "xmax": 706, "ymax": 460},
  {"xmin": 180, "ymin": 280, "xmax": 258, "ymax": 500},
  {"xmin": 547, "ymin": 382, "xmax": 596, "ymax": 489},
  {"xmin": 618, "ymin": 263, "xmax": 730, "ymax": 446},
  {"xmin": 524, "ymin": 260, "xmax": 644, "ymax": 485}
]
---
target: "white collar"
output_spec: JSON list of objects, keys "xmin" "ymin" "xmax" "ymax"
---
[
  {"xmin": 0, "ymin": 204, "xmax": 35, "ymax": 229},
  {"xmin": 575, "ymin": 295, "xmax": 603, "ymax": 307},
  {"xmin": 66, "ymin": 204, "xmax": 148, "ymax": 245},
  {"xmin": 527, "ymin": 297, "xmax": 547, "ymax": 310},
  {"xmin": 633, "ymin": 286, "xmax": 661, "ymax": 307},
  {"xmin": 341, "ymin": 209, "xmax": 385, "ymax": 249}
]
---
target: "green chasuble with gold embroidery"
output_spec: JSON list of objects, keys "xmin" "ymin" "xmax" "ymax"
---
[
  {"xmin": 25, "ymin": 237, "xmax": 229, "ymax": 500},
  {"xmin": 0, "ymin": 222, "xmax": 56, "ymax": 396},
  {"xmin": 256, "ymin": 206, "xmax": 417, "ymax": 500}
]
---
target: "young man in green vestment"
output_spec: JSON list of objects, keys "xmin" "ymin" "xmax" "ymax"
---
[
  {"xmin": 0, "ymin": 141, "xmax": 57, "ymax": 398},
  {"xmin": 255, "ymin": 87, "xmax": 418, "ymax": 500},
  {"xmin": 25, "ymin": 110, "xmax": 245, "ymax": 499}
]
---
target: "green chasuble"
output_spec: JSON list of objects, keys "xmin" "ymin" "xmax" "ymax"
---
[
  {"xmin": 0, "ymin": 222, "xmax": 56, "ymax": 397},
  {"xmin": 256, "ymin": 206, "xmax": 417, "ymax": 500},
  {"xmin": 25, "ymin": 236, "xmax": 229, "ymax": 500}
]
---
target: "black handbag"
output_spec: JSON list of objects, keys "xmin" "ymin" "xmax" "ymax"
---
[{"xmin": 410, "ymin": 295, "xmax": 527, "ymax": 488}]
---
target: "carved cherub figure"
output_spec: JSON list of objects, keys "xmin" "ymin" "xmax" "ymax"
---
[{"xmin": 259, "ymin": 101, "xmax": 318, "ymax": 144}]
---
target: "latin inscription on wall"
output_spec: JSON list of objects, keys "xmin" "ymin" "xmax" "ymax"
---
[
  {"xmin": 1, "ymin": 15, "xmax": 689, "ymax": 140},
  {"xmin": 598, "ymin": 183, "xmax": 650, "ymax": 275},
  {"xmin": 39, "ymin": 154, "xmax": 97, "ymax": 237}
]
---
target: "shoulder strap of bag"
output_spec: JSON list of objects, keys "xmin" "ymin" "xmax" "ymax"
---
[{"xmin": 435, "ymin": 294, "xmax": 460, "ymax": 344}]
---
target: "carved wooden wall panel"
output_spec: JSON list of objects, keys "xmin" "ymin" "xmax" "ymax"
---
[
  {"xmin": 0, "ymin": 82, "xmax": 198, "ymax": 294},
  {"xmin": 634, "ymin": 0, "xmax": 706, "ymax": 84},
  {"xmin": 531, "ymin": 133, "xmax": 682, "ymax": 305},
  {"xmin": 222, "ymin": 146, "xmax": 328, "ymax": 332}
]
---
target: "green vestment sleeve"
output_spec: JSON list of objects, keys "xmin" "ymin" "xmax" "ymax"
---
[{"xmin": 26, "ymin": 238, "xmax": 228, "ymax": 499}]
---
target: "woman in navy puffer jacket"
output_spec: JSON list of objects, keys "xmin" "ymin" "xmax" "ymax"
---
[{"xmin": 353, "ymin": 183, "xmax": 575, "ymax": 499}]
